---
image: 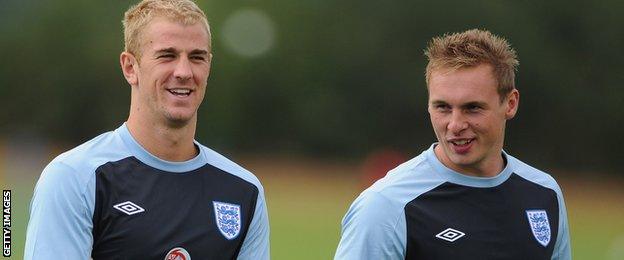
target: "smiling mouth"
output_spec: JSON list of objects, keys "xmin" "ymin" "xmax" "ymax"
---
[
  {"xmin": 167, "ymin": 88, "xmax": 193, "ymax": 97},
  {"xmin": 448, "ymin": 138, "xmax": 474, "ymax": 154},
  {"xmin": 450, "ymin": 139, "xmax": 473, "ymax": 146}
]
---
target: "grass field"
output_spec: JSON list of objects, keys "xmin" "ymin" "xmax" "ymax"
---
[{"xmin": 4, "ymin": 156, "xmax": 624, "ymax": 259}]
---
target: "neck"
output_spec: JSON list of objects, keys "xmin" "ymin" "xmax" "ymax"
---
[{"xmin": 126, "ymin": 113, "xmax": 198, "ymax": 162}]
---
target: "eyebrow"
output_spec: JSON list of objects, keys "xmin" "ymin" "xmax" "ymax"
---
[
  {"xmin": 189, "ymin": 49, "xmax": 208, "ymax": 56},
  {"xmin": 154, "ymin": 48, "xmax": 209, "ymax": 56},
  {"xmin": 154, "ymin": 47, "xmax": 177, "ymax": 55},
  {"xmin": 430, "ymin": 100, "xmax": 447, "ymax": 105},
  {"xmin": 461, "ymin": 101, "xmax": 488, "ymax": 108},
  {"xmin": 430, "ymin": 100, "xmax": 489, "ymax": 108}
]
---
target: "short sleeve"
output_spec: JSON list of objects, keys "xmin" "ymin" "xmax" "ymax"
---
[
  {"xmin": 334, "ymin": 191, "xmax": 405, "ymax": 260},
  {"xmin": 24, "ymin": 161, "xmax": 94, "ymax": 259},
  {"xmin": 236, "ymin": 186, "xmax": 270, "ymax": 260},
  {"xmin": 552, "ymin": 186, "xmax": 572, "ymax": 260}
]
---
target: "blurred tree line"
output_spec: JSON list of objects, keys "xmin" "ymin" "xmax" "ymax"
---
[{"xmin": 1, "ymin": 0, "xmax": 622, "ymax": 173}]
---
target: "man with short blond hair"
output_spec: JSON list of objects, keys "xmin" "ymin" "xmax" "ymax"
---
[
  {"xmin": 25, "ymin": 0, "xmax": 269, "ymax": 259},
  {"xmin": 335, "ymin": 29, "xmax": 571, "ymax": 259}
]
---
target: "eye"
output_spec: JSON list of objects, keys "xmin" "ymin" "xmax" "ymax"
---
[
  {"xmin": 157, "ymin": 54, "xmax": 175, "ymax": 59},
  {"xmin": 434, "ymin": 104, "xmax": 451, "ymax": 112},
  {"xmin": 191, "ymin": 56, "xmax": 206, "ymax": 61},
  {"xmin": 466, "ymin": 104, "xmax": 482, "ymax": 113}
]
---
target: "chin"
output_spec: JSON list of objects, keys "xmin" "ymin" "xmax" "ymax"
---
[
  {"xmin": 165, "ymin": 119, "xmax": 192, "ymax": 129},
  {"xmin": 452, "ymin": 159, "xmax": 476, "ymax": 169},
  {"xmin": 164, "ymin": 113, "xmax": 195, "ymax": 128},
  {"xmin": 447, "ymin": 153, "xmax": 478, "ymax": 168}
]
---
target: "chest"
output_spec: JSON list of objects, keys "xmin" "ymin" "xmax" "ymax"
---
[
  {"xmin": 404, "ymin": 180, "xmax": 559, "ymax": 260},
  {"xmin": 90, "ymin": 158, "xmax": 258, "ymax": 260}
]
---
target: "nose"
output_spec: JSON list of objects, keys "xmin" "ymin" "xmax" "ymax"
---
[
  {"xmin": 447, "ymin": 110, "xmax": 468, "ymax": 135},
  {"xmin": 174, "ymin": 56, "xmax": 193, "ymax": 81}
]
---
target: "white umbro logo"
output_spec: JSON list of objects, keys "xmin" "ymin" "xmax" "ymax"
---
[
  {"xmin": 435, "ymin": 228, "xmax": 466, "ymax": 242},
  {"xmin": 113, "ymin": 201, "xmax": 145, "ymax": 215}
]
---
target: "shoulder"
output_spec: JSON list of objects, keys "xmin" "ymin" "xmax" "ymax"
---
[
  {"xmin": 366, "ymin": 153, "xmax": 446, "ymax": 206},
  {"xmin": 336, "ymin": 151, "xmax": 447, "ymax": 259},
  {"xmin": 54, "ymin": 130, "xmax": 131, "ymax": 171},
  {"xmin": 26, "ymin": 131, "xmax": 127, "ymax": 260},
  {"xmin": 42, "ymin": 129, "xmax": 132, "ymax": 185},
  {"xmin": 198, "ymin": 145, "xmax": 264, "ymax": 192},
  {"xmin": 347, "ymin": 152, "xmax": 447, "ymax": 223},
  {"xmin": 507, "ymin": 154, "xmax": 563, "ymax": 195}
]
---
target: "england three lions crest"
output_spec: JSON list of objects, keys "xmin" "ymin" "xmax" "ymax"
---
[
  {"xmin": 213, "ymin": 201, "xmax": 242, "ymax": 240},
  {"xmin": 526, "ymin": 209, "xmax": 551, "ymax": 247}
]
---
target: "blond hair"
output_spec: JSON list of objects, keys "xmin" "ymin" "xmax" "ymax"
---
[
  {"xmin": 424, "ymin": 29, "xmax": 518, "ymax": 101},
  {"xmin": 122, "ymin": 0, "xmax": 211, "ymax": 59}
]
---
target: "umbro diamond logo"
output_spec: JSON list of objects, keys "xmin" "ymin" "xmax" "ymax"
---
[
  {"xmin": 435, "ymin": 228, "xmax": 466, "ymax": 242},
  {"xmin": 113, "ymin": 201, "xmax": 145, "ymax": 215}
]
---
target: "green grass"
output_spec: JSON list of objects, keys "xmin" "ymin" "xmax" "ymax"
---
[
  {"xmin": 562, "ymin": 178, "xmax": 624, "ymax": 260},
  {"xmin": 264, "ymin": 174, "xmax": 356, "ymax": 259},
  {"xmin": 5, "ymin": 160, "xmax": 624, "ymax": 260}
]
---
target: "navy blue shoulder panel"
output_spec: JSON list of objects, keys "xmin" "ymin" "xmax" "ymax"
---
[
  {"xmin": 404, "ymin": 173, "xmax": 559, "ymax": 260},
  {"xmin": 92, "ymin": 156, "xmax": 258, "ymax": 260}
]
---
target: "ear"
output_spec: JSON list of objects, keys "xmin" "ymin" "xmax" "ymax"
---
[
  {"xmin": 505, "ymin": 89, "xmax": 520, "ymax": 119},
  {"xmin": 206, "ymin": 53, "xmax": 213, "ymax": 77},
  {"xmin": 120, "ymin": 52, "xmax": 139, "ymax": 86},
  {"xmin": 426, "ymin": 100, "xmax": 434, "ymax": 115}
]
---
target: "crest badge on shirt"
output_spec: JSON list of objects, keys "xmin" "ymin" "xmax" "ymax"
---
[
  {"xmin": 526, "ymin": 209, "xmax": 551, "ymax": 247},
  {"xmin": 213, "ymin": 201, "xmax": 242, "ymax": 240}
]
